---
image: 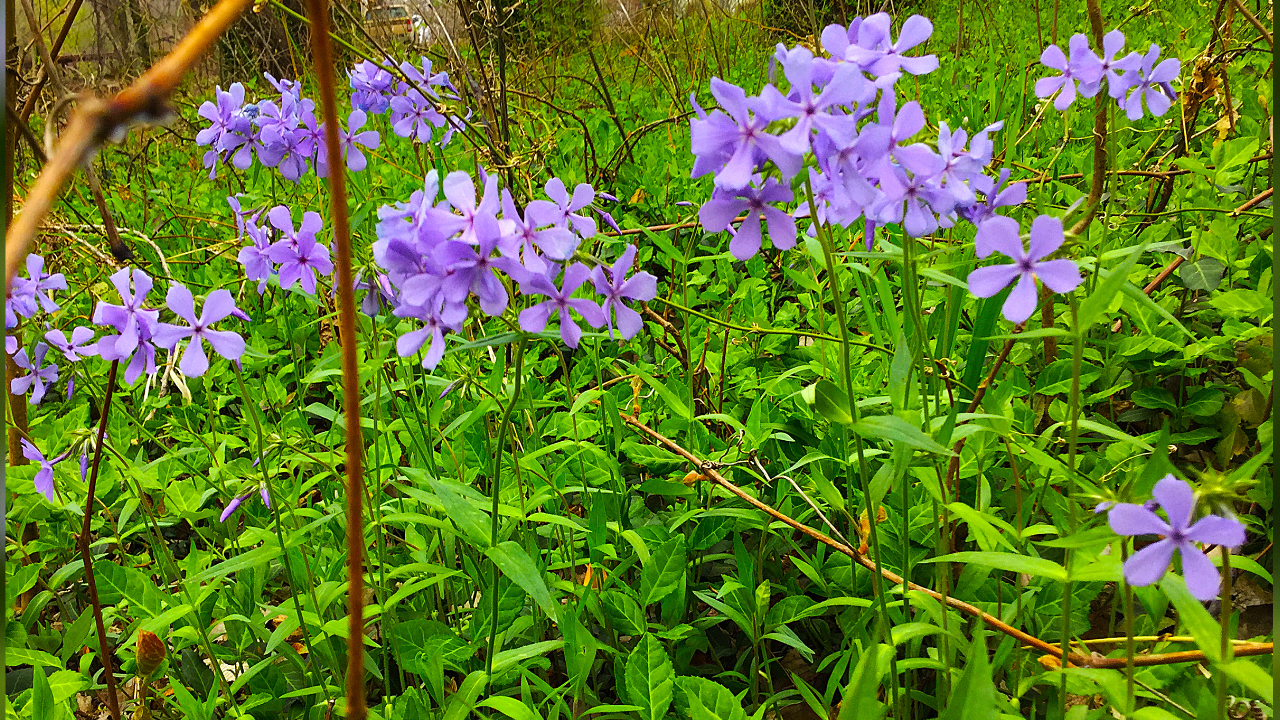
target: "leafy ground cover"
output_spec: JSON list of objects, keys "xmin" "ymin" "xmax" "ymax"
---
[{"xmin": 4, "ymin": 0, "xmax": 1274, "ymax": 719}]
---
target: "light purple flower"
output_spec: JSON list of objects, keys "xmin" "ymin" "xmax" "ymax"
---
[
  {"xmin": 24, "ymin": 255, "xmax": 66, "ymax": 313},
  {"xmin": 1121, "ymin": 44, "xmax": 1180, "ymax": 121},
  {"xmin": 220, "ymin": 484, "xmax": 272, "ymax": 522},
  {"xmin": 845, "ymin": 13, "xmax": 939, "ymax": 78},
  {"xmin": 436, "ymin": 212, "xmax": 520, "ymax": 316},
  {"xmin": 266, "ymin": 207, "xmax": 333, "ymax": 294},
  {"xmin": 238, "ymin": 218, "xmax": 276, "ymax": 293},
  {"xmin": 391, "ymin": 90, "xmax": 445, "ymax": 143},
  {"xmin": 350, "ymin": 60, "xmax": 395, "ymax": 115},
  {"xmin": 699, "ymin": 177, "xmax": 797, "ymax": 260},
  {"xmin": 196, "ymin": 84, "xmax": 253, "ymax": 178},
  {"xmin": 44, "ymin": 327, "xmax": 97, "ymax": 362},
  {"xmin": 1075, "ymin": 30, "xmax": 1140, "ymax": 99},
  {"xmin": 339, "ymin": 109, "xmax": 381, "ymax": 172},
  {"xmin": 1034, "ymin": 34, "xmax": 1096, "ymax": 111},
  {"xmin": 395, "ymin": 304, "xmax": 455, "ymax": 371},
  {"xmin": 92, "ymin": 268, "xmax": 161, "ymax": 360},
  {"xmin": 499, "ymin": 189, "xmax": 578, "ymax": 271},
  {"xmin": 20, "ymin": 438, "xmax": 64, "ymax": 502},
  {"xmin": 154, "ymin": 285, "xmax": 246, "ymax": 378},
  {"xmin": 960, "ymin": 168, "xmax": 1027, "ymax": 227},
  {"xmin": 1108, "ymin": 475, "xmax": 1246, "ymax": 601},
  {"xmin": 967, "ymin": 215, "xmax": 1083, "ymax": 323},
  {"xmin": 590, "ymin": 245, "xmax": 657, "ymax": 340},
  {"xmin": 11, "ymin": 343, "xmax": 58, "ymax": 404},
  {"xmin": 758, "ymin": 47, "xmax": 868, "ymax": 154},
  {"xmin": 518, "ymin": 263, "xmax": 606, "ymax": 348},
  {"xmin": 7, "ymin": 276, "xmax": 38, "ymax": 327},
  {"xmin": 528, "ymin": 178, "xmax": 598, "ymax": 238},
  {"xmin": 689, "ymin": 78, "xmax": 799, "ymax": 189}
]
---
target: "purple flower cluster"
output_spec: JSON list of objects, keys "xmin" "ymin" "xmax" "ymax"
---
[
  {"xmin": 196, "ymin": 60, "xmax": 459, "ymax": 181},
  {"xmin": 232, "ymin": 197, "xmax": 335, "ymax": 296},
  {"xmin": 7, "ymin": 261, "xmax": 248, "ymax": 409},
  {"xmin": 1105, "ymin": 475, "xmax": 1245, "ymax": 601},
  {"xmin": 371, "ymin": 169, "xmax": 656, "ymax": 368},
  {"xmin": 690, "ymin": 14, "xmax": 1020, "ymax": 258},
  {"xmin": 1035, "ymin": 31, "xmax": 1180, "ymax": 120}
]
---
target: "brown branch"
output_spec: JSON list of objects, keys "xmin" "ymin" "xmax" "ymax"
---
[
  {"xmin": 1228, "ymin": 0, "xmax": 1272, "ymax": 47},
  {"xmin": 1109, "ymin": 186, "xmax": 1272, "ymax": 331},
  {"xmin": 1068, "ymin": 0, "xmax": 1109, "ymax": 237},
  {"xmin": 619, "ymin": 413, "xmax": 1276, "ymax": 670},
  {"xmin": 81, "ymin": 360, "xmax": 122, "ymax": 720},
  {"xmin": 5, "ymin": 0, "xmax": 252, "ymax": 292},
  {"xmin": 302, "ymin": 0, "xmax": 366, "ymax": 717}
]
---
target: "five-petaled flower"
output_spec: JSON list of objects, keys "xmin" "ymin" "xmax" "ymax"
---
[
  {"xmin": 967, "ymin": 215, "xmax": 1083, "ymax": 324},
  {"xmin": 11, "ymin": 343, "xmax": 59, "ymax": 405},
  {"xmin": 20, "ymin": 438, "xmax": 66, "ymax": 503},
  {"xmin": 590, "ymin": 245, "xmax": 657, "ymax": 340},
  {"xmin": 1107, "ymin": 475, "xmax": 1245, "ymax": 601},
  {"xmin": 154, "ymin": 285, "xmax": 247, "ymax": 378}
]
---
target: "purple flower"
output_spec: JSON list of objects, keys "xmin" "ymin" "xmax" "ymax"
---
[
  {"xmin": 391, "ymin": 90, "xmax": 445, "ymax": 143},
  {"xmin": 528, "ymin": 178, "xmax": 598, "ymax": 238},
  {"xmin": 24, "ymin": 255, "xmax": 66, "ymax": 313},
  {"xmin": 966, "ymin": 215, "xmax": 1083, "ymax": 324},
  {"xmin": 339, "ymin": 109, "xmax": 381, "ymax": 172},
  {"xmin": 1075, "ymin": 30, "xmax": 1140, "ymax": 99},
  {"xmin": 44, "ymin": 327, "xmax": 97, "ymax": 362},
  {"xmin": 20, "ymin": 438, "xmax": 64, "ymax": 502},
  {"xmin": 350, "ymin": 60, "xmax": 395, "ymax": 115},
  {"xmin": 238, "ymin": 218, "xmax": 276, "ymax": 293},
  {"xmin": 689, "ymin": 78, "xmax": 799, "ymax": 189},
  {"xmin": 518, "ymin": 263, "xmax": 606, "ymax": 348},
  {"xmin": 499, "ymin": 189, "xmax": 577, "ymax": 271},
  {"xmin": 92, "ymin": 268, "xmax": 161, "ymax": 362},
  {"xmin": 758, "ymin": 47, "xmax": 868, "ymax": 154},
  {"xmin": 1108, "ymin": 475, "xmax": 1246, "ymax": 601},
  {"xmin": 11, "ymin": 343, "xmax": 58, "ymax": 404},
  {"xmin": 7, "ymin": 276, "xmax": 38, "ymax": 327},
  {"xmin": 266, "ymin": 207, "xmax": 333, "ymax": 294},
  {"xmin": 220, "ymin": 484, "xmax": 272, "ymax": 522},
  {"xmin": 395, "ymin": 304, "xmax": 456, "ymax": 371},
  {"xmin": 436, "ymin": 212, "xmax": 519, "ymax": 316},
  {"xmin": 590, "ymin": 245, "xmax": 657, "ymax": 340},
  {"xmin": 352, "ymin": 271, "xmax": 396, "ymax": 316},
  {"xmin": 1034, "ymin": 34, "xmax": 1096, "ymax": 111},
  {"xmin": 154, "ymin": 285, "xmax": 246, "ymax": 377},
  {"xmin": 196, "ymin": 84, "xmax": 253, "ymax": 178},
  {"xmin": 844, "ymin": 13, "xmax": 939, "ymax": 78},
  {"xmin": 960, "ymin": 168, "xmax": 1027, "ymax": 227},
  {"xmin": 1121, "ymin": 44, "xmax": 1180, "ymax": 121},
  {"xmin": 440, "ymin": 170, "xmax": 500, "ymax": 243},
  {"xmin": 699, "ymin": 177, "xmax": 797, "ymax": 260}
]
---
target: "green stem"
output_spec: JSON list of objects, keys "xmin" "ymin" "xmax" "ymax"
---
[
  {"xmin": 805, "ymin": 176, "xmax": 900, "ymax": 709},
  {"xmin": 486, "ymin": 338, "xmax": 528, "ymax": 690},
  {"xmin": 1059, "ymin": 299, "xmax": 1083, "ymax": 708}
]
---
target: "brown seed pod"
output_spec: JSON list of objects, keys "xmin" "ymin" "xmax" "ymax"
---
[{"xmin": 135, "ymin": 629, "xmax": 167, "ymax": 677}]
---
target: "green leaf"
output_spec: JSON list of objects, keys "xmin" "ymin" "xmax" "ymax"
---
[
  {"xmin": 939, "ymin": 625, "xmax": 996, "ymax": 720},
  {"xmin": 426, "ymin": 475, "xmax": 491, "ymax": 548},
  {"xmin": 1036, "ymin": 360, "xmax": 1102, "ymax": 395},
  {"xmin": 1206, "ymin": 289, "xmax": 1272, "ymax": 318},
  {"xmin": 1078, "ymin": 240, "xmax": 1151, "ymax": 330},
  {"xmin": 641, "ymin": 536, "xmax": 687, "ymax": 607},
  {"xmin": 814, "ymin": 379, "xmax": 853, "ymax": 425},
  {"xmin": 925, "ymin": 552, "xmax": 1067, "ymax": 582},
  {"xmin": 675, "ymin": 677, "xmax": 746, "ymax": 720},
  {"xmin": 626, "ymin": 634, "xmax": 675, "ymax": 720},
  {"xmin": 601, "ymin": 590, "xmax": 647, "ymax": 635},
  {"xmin": 852, "ymin": 415, "xmax": 953, "ymax": 456},
  {"xmin": 491, "ymin": 640, "xmax": 564, "ymax": 676},
  {"xmin": 621, "ymin": 439, "xmax": 686, "ymax": 474},
  {"xmin": 479, "ymin": 697, "xmax": 542, "ymax": 720},
  {"xmin": 29, "ymin": 666, "xmax": 55, "ymax": 719},
  {"xmin": 1179, "ymin": 257, "xmax": 1225, "ymax": 291},
  {"xmin": 1159, "ymin": 575, "xmax": 1221, "ymax": 662},
  {"xmin": 486, "ymin": 541, "xmax": 558, "ymax": 622},
  {"xmin": 95, "ymin": 560, "xmax": 168, "ymax": 619},
  {"xmin": 1219, "ymin": 659, "xmax": 1273, "ymax": 704},
  {"xmin": 837, "ymin": 643, "xmax": 887, "ymax": 720},
  {"xmin": 442, "ymin": 671, "xmax": 487, "ymax": 720}
]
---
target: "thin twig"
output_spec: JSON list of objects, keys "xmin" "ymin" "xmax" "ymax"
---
[
  {"xmin": 619, "ymin": 414, "xmax": 1275, "ymax": 669},
  {"xmin": 1228, "ymin": 0, "xmax": 1271, "ymax": 46},
  {"xmin": 82, "ymin": 360, "xmax": 122, "ymax": 720},
  {"xmin": 5, "ymin": 0, "xmax": 252, "ymax": 291}
]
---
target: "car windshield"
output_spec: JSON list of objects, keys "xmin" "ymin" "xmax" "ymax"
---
[{"xmin": 369, "ymin": 6, "xmax": 408, "ymax": 20}]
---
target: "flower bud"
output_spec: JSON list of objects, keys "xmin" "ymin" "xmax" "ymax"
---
[{"xmin": 135, "ymin": 629, "xmax": 167, "ymax": 677}]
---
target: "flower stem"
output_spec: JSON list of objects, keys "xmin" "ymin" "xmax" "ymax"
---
[
  {"xmin": 1217, "ymin": 551, "xmax": 1232, "ymax": 720},
  {"xmin": 81, "ymin": 359, "xmax": 122, "ymax": 720},
  {"xmin": 486, "ymin": 338, "xmax": 528, "ymax": 690}
]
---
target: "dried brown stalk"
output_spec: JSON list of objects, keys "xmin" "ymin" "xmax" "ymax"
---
[{"xmin": 301, "ymin": 0, "xmax": 366, "ymax": 716}]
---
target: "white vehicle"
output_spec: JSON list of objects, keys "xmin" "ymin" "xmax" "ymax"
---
[{"xmin": 411, "ymin": 14, "xmax": 433, "ymax": 47}]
